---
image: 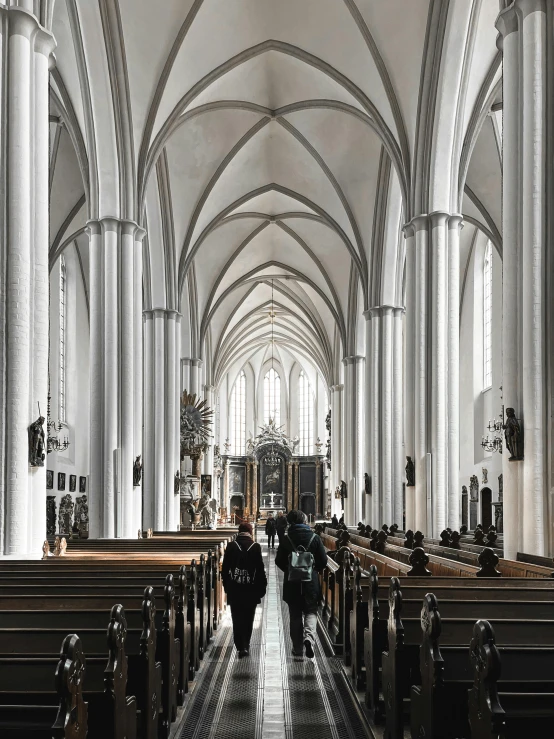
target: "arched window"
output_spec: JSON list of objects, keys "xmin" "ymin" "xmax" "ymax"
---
[
  {"xmin": 483, "ymin": 241, "xmax": 492, "ymax": 389},
  {"xmin": 264, "ymin": 368, "xmax": 280, "ymax": 426},
  {"xmin": 230, "ymin": 370, "xmax": 246, "ymax": 454},
  {"xmin": 59, "ymin": 255, "xmax": 67, "ymax": 423},
  {"xmin": 298, "ymin": 370, "xmax": 314, "ymax": 454}
]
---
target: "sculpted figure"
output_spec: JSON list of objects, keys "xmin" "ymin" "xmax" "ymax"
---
[
  {"xmin": 28, "ymin": 415, "xmax": 46, "ymax": 467},
  {"xmin": 364, "ymin": 472, "xmax": 371, "ymax": 495},
  {"xmin": 405, "ymin": 456, "xmax": 415, "ymax": 487},
  {"xmin": 503, "ymin": 408, "xmax": 523, "ymax": 460},
  {"xmin": 133, "ymin": 455, "xmax": 143, "ymax": 486}
]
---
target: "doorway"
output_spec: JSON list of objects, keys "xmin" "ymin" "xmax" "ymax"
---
[
  {"xmin": 300, "ymin": 493, "xmax": 315, "ymax": 518},
  {"xmin": 480, "ymin": 487, "xmax": 492, "ymax": 530}
]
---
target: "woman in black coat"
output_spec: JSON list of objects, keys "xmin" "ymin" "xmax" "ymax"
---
[{"xmin": 222, "ymin": 523, "xmax": 267, "ymax": 657}]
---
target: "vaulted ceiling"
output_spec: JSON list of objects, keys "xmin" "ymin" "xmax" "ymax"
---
[{"xmin": 48, "ymin": 0, "xmax": 502, "ymax": 392}]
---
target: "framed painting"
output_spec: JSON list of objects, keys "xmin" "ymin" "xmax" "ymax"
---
[
  {"xmin": 79, "ymin": 476, "xmax": 87, "ymax": 493},
  {"xmin": 69, "ymin": 474, "xmax": 77, "ymax": 492},
  {"xmin": 201, "ymin": 474, "xmax": 212, "ymax": 497},
  {"xmin": 46, "ymin": 470, "xmax": 54, "ymax": 490},
  {"xmin": 58, "ymin": 472, "xmax": 66, "ymax": 492}
]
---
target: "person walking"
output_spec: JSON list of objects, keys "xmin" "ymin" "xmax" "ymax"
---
[
  {"xmin": 265, "ymin": 514, "xmax": 276, "ymax": 549},
  {"xmin": 222, "ymin": 522, "xmax": 267, "ymax": 657},
  {"xmin": 275, "ymin": 510, "xmax": 287, "ymax": 545},
  {"xmin": 276, "ymin": 510, "xmax": 327, "ymax": 658}
]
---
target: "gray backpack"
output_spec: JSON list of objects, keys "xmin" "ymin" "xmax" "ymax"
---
[{"xmin": 286, "ymin": 533, "xmax": 316, "ymax": 582}]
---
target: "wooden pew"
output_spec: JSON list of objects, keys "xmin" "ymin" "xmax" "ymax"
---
[
  {"xmin": 381, "ymin": 577, "xmax": 554, "ymax": 739},
  {"xmin": 411, "ymin": 599, "xmax": 554, "ymax": 739},
  {"xmin": 468, "ymin": 619, "xmax": 554, "ymax": 739},
  {"xmin": 0, "ymin": 563, "xmax": 197, "ymax": 705},
  {"xmin": 0, "ymin": 606, "xmax": 138, "ymax": 739},
  {"xmin": 0, "ymin": 632, "xmax": 88, "ymax": 738}
]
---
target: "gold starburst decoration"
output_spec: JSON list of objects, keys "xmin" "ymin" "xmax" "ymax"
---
[{"xmin": 180, "ymin": 391, "xmax": 214, "ymax": 452}]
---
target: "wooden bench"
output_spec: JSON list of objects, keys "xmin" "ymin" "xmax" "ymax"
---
[{"xmin": 0, "ymin": 606, "xmax": 138, "ymax": 739}]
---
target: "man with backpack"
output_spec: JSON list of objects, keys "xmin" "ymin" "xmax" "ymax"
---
[
  {"xmin": 222, "ymin": 522, "xmax": 267, "ymax": 657},
  {"xmin": 275, "ymin": 510, "xmax": 327, "ymax": 658}
]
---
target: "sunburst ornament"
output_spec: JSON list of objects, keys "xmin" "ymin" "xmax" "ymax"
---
[{"xmin": 180, "ymin": 391, "xmax": 214, "ymax": 454}]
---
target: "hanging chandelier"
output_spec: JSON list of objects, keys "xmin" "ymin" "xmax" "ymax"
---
[
  {"xmin": 266, "ymin": 280, "xmax": 280, "ymax": 468},
  {"xmin": 46, "ymin": 388, "xmax": 69, "ymax": 454}
]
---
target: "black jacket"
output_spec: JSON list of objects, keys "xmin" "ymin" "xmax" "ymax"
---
[
  {"xmin": 222, "ymin": 534, "xmax": 267, "ymax": 606},
  {"xmin": 275, "ymin": 515, "xmax": 287, "ymax": 533},
  {"xmin": 275, "ymin": 524, "xmax": 327, "ymax": 612},
  {"xmin": 265, "ymin": 518, "xmax": 276, "ymax": 535}
]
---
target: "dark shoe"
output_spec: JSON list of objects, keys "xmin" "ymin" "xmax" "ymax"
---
[
  {"xmin": 238, "ymin": 648, "xmax": 249, "ymax": 658},
  {"xmin": 304, "ymin": 639, "xmax": 314, "ymax": 659}
]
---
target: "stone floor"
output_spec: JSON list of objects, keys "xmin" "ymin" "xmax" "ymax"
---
[{"xmin": 176, "ymin": 534, "xmax": 372, "ymax": 739}]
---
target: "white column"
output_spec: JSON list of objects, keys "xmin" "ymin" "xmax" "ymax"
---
[
  {"xmin": 392, "ymin": 308, "xmax": 404, "ymax": 528},
  {"xmin": 88, "ymin": 218, "xmax": 143, "ymax": 538},
  {"xmin": 0, "ymin": 9, "xmax": 55, "ymax": 555},
  {"xmin": 381, "ymin": 309, "xmax": 394, "ymax": 526},
  {"xmin": 519, "ymin": 0, "xmax": 546, "ymax": 554},
  {"xmin": 30, "ymin": 27, "xmax": 55, "ymax": 554},
  {"xmin": 143, "ymin": 312, "xmax": 154, "ymax": 529},
  {"xmin": 430, "ymin": 212, "xmax": 449, "ymax": 537},
  {"xmin": 496, "ymin": 5, "xmax": 520, "ymax": 560},
  {"xmin": 133, "ymin": 228, "xmax": 145, "ymax": 534},
  {"xmin": 447, "ymin": 216, "xmax": 462, "ymax": 530},
  {"xmin": 143, "ymin": 309, "xmax": 181, "ymax": 531},
  {"xmin": 403, "ymin": 226, "xmax": 416, "ymax": 530},
  {"xmin": 329, "ymin": 384, "xmax": 343, "ymax": 514},
  {"xmin": 413, "ymin": 216, "xmax": 429, "ymax": 534},
  {"xmin": 369, "ymin": 310, "xmax": 381, "ymax": 526},
  {"xmin": 496, "ymin": 0, "xmax": 549, "ymax": 556},
  {"xmin": 343, "ymin": 355, "xmax": 364, "ymax": 525}
]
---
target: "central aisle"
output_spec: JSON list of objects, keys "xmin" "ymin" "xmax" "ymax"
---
[{"xmin": 177, "ymin": 535, "xmax": 371, "ymax": 739}]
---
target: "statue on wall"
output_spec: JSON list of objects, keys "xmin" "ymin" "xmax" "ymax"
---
[
  {"xmin": 198, "ymin": 494, "xmax": 213, "ymax": 527},
  {"xmin": 174, "ymin": 471, "xmax": 180, "ymax": 494},
  {"xmin": 364, "ymin": 472, "xmax": 371, "ymax": 495},
  {"xmin": 498, "ymin": 473, "xmax": 503, "ymax": 500},
  {"xmin": 482, "ymin": 467, "xmax": 488, "ymax": 485},
  {"xmin": 28, "ymin": 413, "xmax": 46, "ymax": 467},
  {"xmin": 46, "ymin": 496, "xmax": 56, "ymax": 537},
  {"xmin": 315, "ymin": 437, "xmax": 323, "ymax": 454},
  {"xmin": 339, "ymin": 480, "xmax": 347, "ymax": 510},
  {"xmin": 74, "ymin": 495, "xmax": 89, "ymax": 539},
  {"xmin": 503, "ymin": 408, "xmax": 523, "ymax": 460},
  {"xmin": 405, "ymin": 456, "xmax": 415, "ymax": 487},
  {"xmin": 58, "ymin": 494, "xmax": 74, "ymax": 536},
  {"xmin": 470, "ymin": 475, "xmax": 479, "ymax": 501},
  {"xmin": 133, "ymin": 455, "xmax": 142, "ymax": 487},
  {"xmin": 462, "ymin": 485, "xmax": 468, "ymax": 497},
  {"xmin": 246, "ymin": 435, "xmax": 254, "ymax": 454}
]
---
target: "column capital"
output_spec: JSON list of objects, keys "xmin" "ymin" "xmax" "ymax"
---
[
  {"xmin": 143, "ymin": 308, "xmax": 181, "ymax": 320},
  {"xmin": 4, "ymin": 7, "xmax": 55, "ymax": 55},
  {"xmin": 86, "ymin": 217, "xmax": 145, "ymax": 242},
  {"xmin": 515, "ymin": 0, "xmax": 545, "ymax": 20},
  {"xmin": 404, "ymin": 214, "xmax": 430, "ymax": 233},
  {"xmin": 366, "ymin": 304, "xmax": 404, "ymax": 318},
  {"xmin": 429, "ymin": 211, "xmax": 451, "ymax": 228},
  {"xmin": 182, "ymin": 357, "xmax": 203, "ymax": 368},
  {"xmin": 342, "ymin": 355, "xmax": 365, "ymax": 365},
  {"xmin": 448, "ymin": 214, "xmax": 464, "ymax": 231},
  {"xmin": 495, "ymin": 4, "xmax": 519, "ymax": 41},
  {"xmin": 330, "ymin": 384, "xmax": 344, "ymax": 393}
]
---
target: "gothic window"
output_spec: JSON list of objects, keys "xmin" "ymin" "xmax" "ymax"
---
[
  {"xmin": 298, "ymin": 370, "xmax": 314, "ymax": 454},
  {"xmin": 230, "ymin": 370, "xmax": 246, "ymax": 455},
  {"xmin": 59, "ymin": 255, "xmax": 67, "ymax": 423},
  {"xmin": 483, "ymin": 241, "xmax": 492, "ymax": 390},
  {"xmin": 264, "ymin": 368, "xmax": 280, "ymax": 426}
]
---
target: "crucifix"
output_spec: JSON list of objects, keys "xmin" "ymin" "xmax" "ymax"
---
[{"xmin": 268, "ymin": 491, "xmax": 276, "ymax": 508}]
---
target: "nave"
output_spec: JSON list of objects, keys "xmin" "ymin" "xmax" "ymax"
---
[{"xmin": 178, "ymin": 534, "xmax": 369, "ymax": 739}]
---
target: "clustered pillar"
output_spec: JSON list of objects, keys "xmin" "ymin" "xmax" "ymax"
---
[
  {"xmin": 496, "ymin": 0, "xmax": 550, "ymax": 557},
  {"xmin": 343, "ymin": 356, "xmax": 364, "ymax": 524},
  {"xmin": 88, "ymin": 219, "xmax": 145, "ymax": 539},
  {"xmin": 403, "ymin": 214, "xmax": 462, "ymax": 538},
  {"xmin": 0, "ymin": 8, "xmax": 55, "ymax": 555},
  {"xmin": 142, "ymin": 309, "xmax": 181, "ymax": 532},
  {"xmin": 365, "ymin": 310, "xmax": 404, "ymax": 529}
]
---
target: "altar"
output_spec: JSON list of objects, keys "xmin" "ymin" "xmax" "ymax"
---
[{"xmin": 222, "ymin": 419, "xmax": 325, "ymax": 519}]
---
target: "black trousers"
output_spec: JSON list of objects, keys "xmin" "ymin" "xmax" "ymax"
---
[
  {"xmin": 267, "ymin": 532, "xmax": 275, "ymax": 548},
  {"xmin": 230, "ymin": 601, "xmax": 257, "ymax": 651}
]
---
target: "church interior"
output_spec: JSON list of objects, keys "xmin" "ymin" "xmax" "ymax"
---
[{"xmin": 0, "ymin": 0, "xmax": 552, "ymax": 737}]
